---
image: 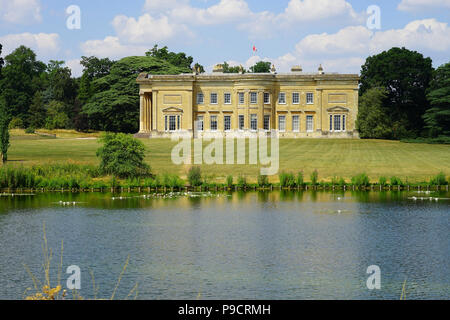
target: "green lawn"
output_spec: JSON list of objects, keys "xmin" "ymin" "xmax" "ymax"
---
[{"xmin": 7, "ymin": 130, "xmax": 450, "ymax": 183}]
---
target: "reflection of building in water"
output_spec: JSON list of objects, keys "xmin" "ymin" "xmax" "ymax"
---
[{"xmin": 136, "ymin": 64, "xmax": 359, "ymax": 139}]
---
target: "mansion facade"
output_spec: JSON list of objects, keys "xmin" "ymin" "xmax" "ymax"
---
[{"xmin": 136, "ymin": 65, "xmax": 359, "ymax": 138}]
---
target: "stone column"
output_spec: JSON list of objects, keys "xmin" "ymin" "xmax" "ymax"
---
[
  {"xmin": 145, "ymin": 94, "xmax": 152, "ymax": 132},
  {"xmin": 152, "ymin": 91, "xmax": 158, "ymax": 131},
  {"xmin": 139, "ymin": 94, "xmax": 144, "ymax": 133}
]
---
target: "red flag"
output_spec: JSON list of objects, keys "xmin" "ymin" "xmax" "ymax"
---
[{"xmin": 253, "ymin": 45, "xmax": 257, "ymax": 52}]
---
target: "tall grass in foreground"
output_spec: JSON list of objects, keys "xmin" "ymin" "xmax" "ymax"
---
[
  {"xmin": 24, "ymin": 223, "xmax": 138, "ymax": 300},
  {"xmin": 0, "ymin": 165, "xmax": 448, "ymax": 190}
]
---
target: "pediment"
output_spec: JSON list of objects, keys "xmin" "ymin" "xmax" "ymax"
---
[
  {"xmin": 327, "ymin": 106, "xmax": 349, "ymax": 112},
  {"xmin": 162, "ymin": 107, "xmax": 184, "ymax": 113}
]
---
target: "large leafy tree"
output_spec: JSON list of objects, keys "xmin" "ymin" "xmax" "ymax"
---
[
  {"xmin": 146, "ymin": 45, "xmax": 195, "ymax": 69},
  {"xmin": 0, "ymin": 46, "xmax": 46, "ymax": 126},
  {"xmin": 82, "ymin": 56, "xmax": 190, "ymax": 132},
  {"xmin": 222, "ymin": 62, "xmax": 243, "ymax": 74},
  {"xmin": 249, "ymin": 61, "xmax": 271, "ymax": 73},
  {"xmin": 78, "ymin": 56, "xmax": 115, "ymax": 104},
  {"xmin": 360, "ymin": 47, "xmax": 433, "ymax": 139},
  {"xmin": 423, "ymin": 62, "xmax": 450, "ymax": 137},
  {"xmin": 357, "ymin": 87, "xmax": 393, "ymax": 139}
]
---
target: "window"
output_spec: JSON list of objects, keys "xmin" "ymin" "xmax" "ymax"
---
[
  {"xmin": 197, "ymin": 93, "xmax": 204, "ymax": 104},
  {"xmin": 250, "ymin": 92, "xmax": 258, "ymax": 104},
  {"xmin": 334, "ymin": 115, "xmax": 341, "ymax": 131},
  {"xmin": 306, "ymin": 115, "xmax": 314, "ymax": 132},
  {"xmin": 264, "ymin": 92, "xmax": 270, "ymax": 104},
  {"xmin": 292, "ymin": 92, "xmax": 300, "ymax": 104},
  {"xmin": 239, "ymin": 115, "xmax": 245, "ymax": 130},
  {"xmin": 306, "ymin": 93, "xmax": 314, "ymax": 104},
  {"xmin": 278, "ymin": 115, "xmax": 286, "ymax": 132},
  {"xmin": 342, "ymin": 115, "xmax": 346, "ymax": 131},
  {"xmin": 224, "ymin": 115, "xmax": 231, "ymax": 131},
  {"xmin": 278, "ymin": 92, "xmax": 286, "ymax": 104},
  {"xmin": 292, "ymin": 115, "xmax": 300, "ymax": 132},
  {"xmin": 329, "ymin": 115, "xmax": 333, "ymax": 131},
  {"xmin": 238, "ymin": 92, "xmax": 245, "ymax": 105},
  {"xmin": 210, "ymin": 93, "xmax": 218, "ymax": 104},
  {"xmin": 197, "ymin": 116, "xmax": 204, "ymax": 131},
  {"xmin": 224, "ymin": 93, "xmax": 231, "ymax": 104},
  {"xmin": 210, "ymin": 115, "xmax": 218, "ymax": 131},
  {"xmin": 250, "ymin": 114, "xmax": 258, "ymax": 131},
  {"xmin": 165, "ymin": 115, "xmax": 178, "ymax": 131},
  {"xmin": 264, "ymin": 115, "xmax": 270, "ymax": 131}
]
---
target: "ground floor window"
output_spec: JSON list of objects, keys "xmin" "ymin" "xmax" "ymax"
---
[
  {"xmin": 239, "ymin": 115, "xmax": 245, "ymax": 130},
  {"xmin": 264, "ymin": 115, "xmax": 270, "ymax": 131},
  {"xmin": 165, "ymin": 115, "xmax": 181, "ymax": 131},
  {"xmin": 292, "ymin": 115, "xmax": 300, "ymax": 132},
  {"xmin": 306, "ymin": 115, "xmax": 314, "ymax": 132},
  {"xmin": 278, "ymin": 115, "xmax": 286, "ymax": 132},
  {"xmin": 224, "ymin": 115, "xmax": 231, "ymax": 131},
  {"xmin": 250, "ymin": 114, "xmax": 258, "ymax": 131},
  {"xmin": 197, "ymin": 116, "xmax": 204, "ymax": 131},
  {"xmin": 210, "ymin": 115, "xmax": 218, "ymax": 131},
  {"xmin": 329, "ymin": 114, "xmax": 347, "ymax": 132}
]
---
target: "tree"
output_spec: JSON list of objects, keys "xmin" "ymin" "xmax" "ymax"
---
[
  {"xmin": 0, "ymin": 46, "xmax": 46, "ymax": 126},
  {"xmin": 80, "ymin": 56, "xmax": 115, "ymax": 80},
  {"xmin": 360, "ymin": 47, "xmax": 433, "ymax": 139},
  {"xmin": 146, "ymin": 45, "xmax": 194, "ymax": 69},
  {"xmin": 82, "ymin": 55, "xmax": 190, "ymax": 132},
  {"xmin": 0, "ymin": 98, "xmax": 11, "ymax": 163},
  {"xmin": 249, "ymin": 61, "xmax": 271, "ymax": 73},
  {"xmin": 356, "ymin": 87, "xmax": 393, "ymax": 139},
  {"xmin": 27, "ymin": 92, "xmax": 46, "ymax": 129},
  {"xmin": 222, "ymin": 62, "xmax": 243, "ymax": 74},
  {"xmin": 96, "ymin": 132, "xmax": 150, "ymax": 178},
  {"xmin": 45, "ymin": 100, "xmax": 70, "ymax": 130},
  {"xmin": 423, "ymin": 62, "xmax": 450, "ymax": 137},
  {"xmin": 194, "ymin": 63, "xmax": 205, "ymax": 74}
]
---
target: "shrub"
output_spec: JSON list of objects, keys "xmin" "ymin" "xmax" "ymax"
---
[
  {"xmin": 8, "ymin": 117, "xmax": 24, "ymax": 129},
  {"xmin": 310, "ymin": 170, "xmax": 318, "ymax": 185},
  {"xmin": 25, "ymin": 127, "xmax": 35, "ymax": 134},
  {"xmin": 338, "ymin": 177, "xmax": 346, "ymax": 186},
  {"xmin": 429, "ymin": 172, "xmax": 448, "ymax": 185},
  {"xmin": 390, "ymin": 176, "xmax": 403, "ymax": 186},
  {"xmin": 379, "ymin": 176, "xmax": 387, "ymax": 186},
  {"xmin": 188, "ymin": 167, "xmax": 202, "ymax": 186},
  {"xmin": 279, "ymin": 172, "xmax": 295, "ymax": 187},
  {"xmin": 351, "ymin": 173, "xmax": 370, "ymax": 187},
  {"xmin": 257, "ymin": 174, "xmax": 269, "ymax": 187},
  {"xmin": 96, "ymin": 132, "xmax": 150, "ymax": 178},
  {"xmin": 226, "ymin": 175, "xmax": 233, "ymax": 188}
]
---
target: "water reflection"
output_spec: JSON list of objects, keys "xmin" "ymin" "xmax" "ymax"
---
[{"xmin": 0, "ymin": 190, "xmax": 449, "ymax": 299}]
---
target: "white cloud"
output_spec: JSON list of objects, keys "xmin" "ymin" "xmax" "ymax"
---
[
  {"xmin": 112, "ymin": 13, "xmax": 192, "ymax": 44},
  {"xmin": 226, "ymin": 18, "xmax": 450, "ymax": 74},
  {"xmin": 0, "ymin": 32, "xmax": 60, "ymax": 58},
  {"xmin": 80, "ymin": 36, "xmax": 148, "ymax": 59},
  {"xmin": 142, "ymin": 0, "xmax": 363, "ymax": 39},
  {"xmin": 0, "ymin": 0, "xmax": 41, "ymax": 24},
  {"xmin": 398, "ymin": 0, "xmax": 450, "ymax": 12}
]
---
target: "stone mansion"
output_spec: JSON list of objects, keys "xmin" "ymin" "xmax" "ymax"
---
[{"xmin": 136, "ymin": 64, "xmax": 359, "ymax": 138}]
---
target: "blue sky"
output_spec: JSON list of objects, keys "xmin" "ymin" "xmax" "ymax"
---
[{"xmin": 0, "ymin": 0, "xmax": 449, "ymax": 76}]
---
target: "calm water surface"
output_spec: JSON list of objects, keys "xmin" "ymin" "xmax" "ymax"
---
[{"xmin": 0, "ymin": 190, "xmax": 449, "ymax": 300}]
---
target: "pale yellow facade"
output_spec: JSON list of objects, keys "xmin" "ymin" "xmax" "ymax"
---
[{"xmin": 136, "ymin": 66, "xmax": 360, "ymax": 138}]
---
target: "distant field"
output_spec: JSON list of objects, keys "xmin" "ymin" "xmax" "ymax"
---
[{"xmin": 6, "ymin": 129, "xmax": 450, "ymax": 183}]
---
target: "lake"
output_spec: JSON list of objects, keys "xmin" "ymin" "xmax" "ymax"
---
[{"xmin": 0, "ymin": 190, "xmax": 449, "ymax": 300}]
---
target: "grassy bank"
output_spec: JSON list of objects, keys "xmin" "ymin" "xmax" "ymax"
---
[{"xmin": 6, "ymin": 129, "xmax": 450, "ymax": 184}]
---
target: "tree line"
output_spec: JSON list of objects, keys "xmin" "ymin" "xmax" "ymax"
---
[{"xmin": 0, "ymin": 44, "xmax": 449, "ymax": 162}]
